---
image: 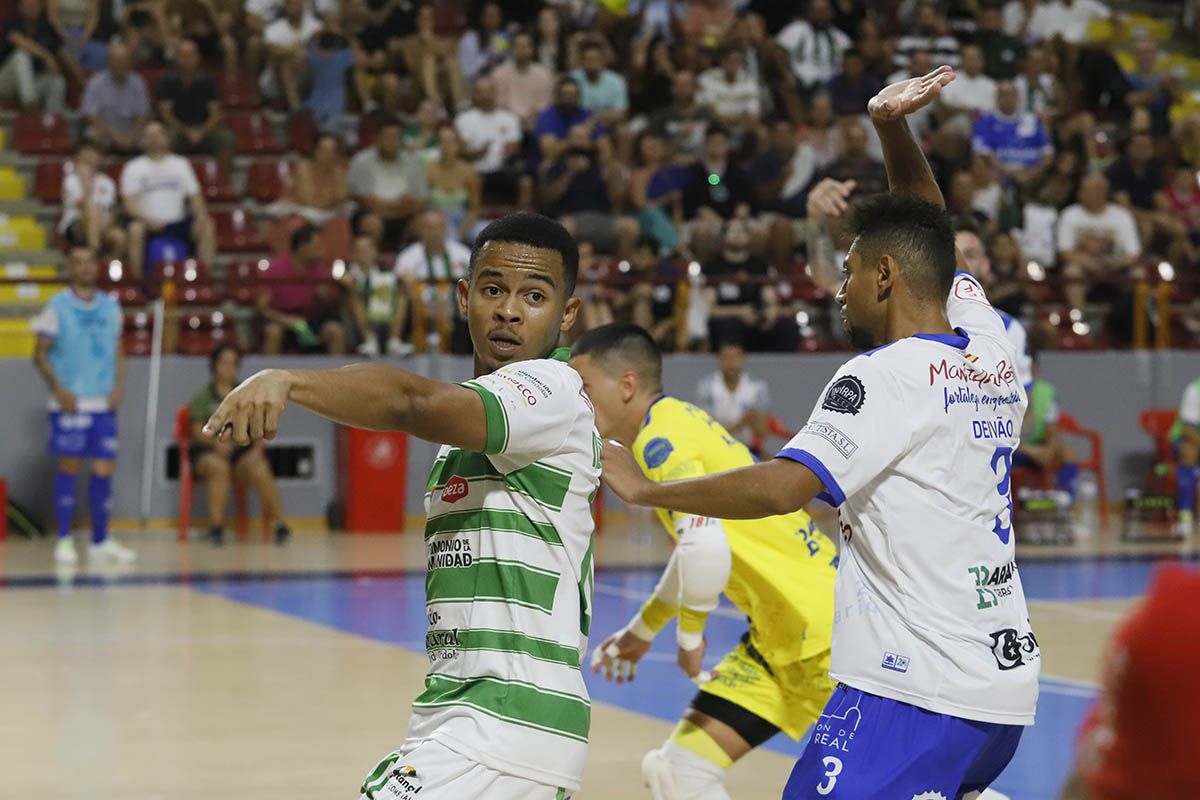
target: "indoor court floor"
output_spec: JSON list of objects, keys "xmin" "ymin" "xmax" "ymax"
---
[{"xmin": 2, "ymin": 510, "xmax": 1196, "ymax": 800}]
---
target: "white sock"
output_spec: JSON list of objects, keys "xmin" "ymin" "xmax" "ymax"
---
[{"xmin": 657, "ymin": 742, "xmax": 731, "ymax": 800}]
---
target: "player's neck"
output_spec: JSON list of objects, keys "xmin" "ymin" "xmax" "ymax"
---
[
  {"xmin": 70, "ymin": 284, "xmax": 96, "ymax": 301},
  {"xmin": 884, "ymin": 302, "xmax": 954, "ymax": 344},
  {"xmin": 620, "ymin": 392, "xmax": 661, "ymax": 446}
]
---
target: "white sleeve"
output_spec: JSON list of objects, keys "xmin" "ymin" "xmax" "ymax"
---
[
  {"xmin": 1056, "ymin": 207, "xmax": 1080, "ymax": 253},
  {"xmin": 464, "ymin": 359, "xmax": 590, "ymax": 470},
  {"xmin": 648, "ymin": 515, "xmax": 732, "ymax": 648},
  {"xmin": 1115, "ymin": 208, "xmax": 1141, "ymax": 258},
  {"xmin": 695, "ymin": 375, "xmax": 714, "ymax": 411},
  {"xmin": 263, "ymin": 20, "xmax": 288, "ymax": 46},
  {"xmin": 1003, "ymin": 315, "xmax": 1033, "ymax": 389},
  {"xmin": 752, "ymin": 377, "xmax": 770, "ymax": 409},
  {"xmin": 30, "ymin": 303, "xmax": 58, "ymax": 338},
  {"xmin": 179, "ymin": 158, "xmax": 201, "ymax": 196},
  {"xmin": 1181, "ymin": 384, "xmax": 1200, "ymax": 427},
  {"xmin": 947, "ymin": 272, "xmax": 1008, "ymax": 342},
  {"xmin": 776, "ymin": 356, "xmax": 909, "ymax": 505},
  {"xmin": 62, "ymin": 173, "xmax": 82, "ymax": 209},
  {"xmin": 119, "ymin": 161, "xmax": 139, "ymax": 198},
  {"xmin": 394, "ymin": 247, "xmax": 419, "ymax": 279}
]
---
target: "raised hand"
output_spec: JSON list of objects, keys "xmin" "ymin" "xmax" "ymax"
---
[
  {"xmin": 202, "ymin": 368, "xmax": 292, "ymax": 445},
  {"xmin": 867, "ymin": 65, "xmax": 956, "ymax": 122}
]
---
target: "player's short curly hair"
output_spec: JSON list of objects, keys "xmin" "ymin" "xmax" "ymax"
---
[
  {"xmin": 470, "ymin": 212, "xmax": 580, "ymax": 295},
  {"xmin": 849, "ymin": 194, "xmax": 957, "ymax": 302}
]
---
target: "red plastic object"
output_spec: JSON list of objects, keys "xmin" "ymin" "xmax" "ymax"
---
[
  {"xmin": 216, "ymin": 72, "xmax": 258, "ymax": 109},
  {"xmin": 214, "ymin": 209, "xmax": 268, "ymax": 252},
  {"xmin": 1058, "ymin": 412, "xmax": 1109, "ymax": 524},
  {"xmin": 228, "ymin": 113, "xmax": 284, "ymax": 154},
  {"xmin": 190, "ymin": 158, "xmax": 239, "ymax": 202},
  {"xmin": 339, "ymin": 427, "xmax": 408, "ymax": 532},
  {"xmin": 288, "ymin": 113, "xmax": 317, "ymax": 153},
  {"xmin": 1139, "ymin": 408, "xmax": 1178, "ymax": 496},
  {"xmin": 34, "ymin": 160, "xmax": 66, "ymax": 203},
  {"xmin": 245, "ymin": 160, "xmax": 292, "ymax": 203},
  {"xmin": 14, "ymin": 113, "xmax": 71, "ymax": 154},
  {"xmin": 225, "ymin": 258, "xmax": 270, "ymax": 304}
]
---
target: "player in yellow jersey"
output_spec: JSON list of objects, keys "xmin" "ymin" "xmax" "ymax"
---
[{"xmin": 571, "ymin": 324, "xmax": 837, "ymax": 800}]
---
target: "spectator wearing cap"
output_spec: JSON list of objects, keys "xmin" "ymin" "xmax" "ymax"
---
[
  {"xmin": 492, "ymin": 30, "xmax": 554, "ymax": 133},
  {"xmin": 534, "ymin": 77, "xmax": 608, "ymax": 167},
  {"xmin": 0, "ymin": 0, "xmax": 67, "ymax": 112},
  {"xmin": 1125, "ymin": 37, "xmax": 1176, "ymax": 136},
  {"xmin": 1057, "ymin": 173, "xmax": 1140, "ymax": 322},
  {"xmin": 974, "ymin": 3, "xmax": 1026, "ymax": 80},
  {"xmin": 258, "ymin": 223, "xmax": 347, "ymax": 355},
  {"xmin": 645, "ymin": 71, "xmax": 711, "ymax": 164},
  {"xmin": 537, "ymin": 124, "xmax": 639, "ymax": 260},
  {"xmin": 1107, "ymin": 132, "xmax": 1193, "ymax": 267},
  {"xmin": 81, "ymin": 41, "xmax": 149, "ymax": 153},
  {"xmin": 454, "ymin": 76, "xmax": 531, "ymax": 208},
  {"xmin": 681, "ymin": 125, "xmax": 757, "ymax": 263},
  {"xmin": 776, "ymin": 0, "xmax": 851, "ymax": 92},
  {"xmin": 156, "ymin": 39, "xmax": 236, "ymax": 162},
  {"xmin": 347, "ymin": 116, "xmax": 428, "ymax": 248},
  {"xmin": 973, "ymin": 79, "xmax": 1054, "ymax": 188}
]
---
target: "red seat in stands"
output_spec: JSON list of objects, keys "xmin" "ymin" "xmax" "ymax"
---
[
  {"xmin": 14, "ymin": 113, "xmax": 72, "ymax": 154},
  {"xmin": 190, "ymin": 159, "xmax": 239, "ymax": 203},
  {"xmin": 150, "ymin": 259, "xmax": 218, "ymax": 305},
  {"xmin": 216, "ymin": 72, "xmax": 258, "ymax": 109},
  {"xmin": 122, "ymin": 310, "xmax": 154, "ymax": 355},
  {"xmin": 245, "ymin": 160, "xmax": 292, "ymax": 203},
  {"xmin": 288, "ymin": 113, "xmax": 317, "ymax": 153},
  {"xmin": 101, "ymin": 259, "xmax": 146, "ymax": 305},
  {"xmin": 178, "ymin": 310, "xmax": 238, "ymax": 354},
  {"xmin": 228, "ymin": 113, "xmax": 284, "ymax": 154},
  {"xmin": 226, "ymin": 258, "xmax": 271, "ymax": 305},
  {"xmin": 214, "ymin": 210, "xmax": 268, "ymax": 252},
  {"xmin": 35, "ymin": 160, "xmax": 66, "ymax": 203}
]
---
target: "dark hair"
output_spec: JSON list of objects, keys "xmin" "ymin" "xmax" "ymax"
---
[
  {"xmin": 952, "ymin": 216, "xmax": 984, "ymax": 238},
  {"xmin": 470, "ymin": 212, "xmax": 579, "ymax": 294},
  {"xmin": 76, "ymin": 139, "xmax": 100, "ymax": 155},
  {"xmin": 209, "ymin": 342, "xmax": 241, "ymax": 373},
  {"xmin": 634, "ymin": 233, "xmax": 659, "ymax": 253},
  {"xmin": 579, "ymin": 39, "xmax": 604, "ymax": 55},
  {"xmin": 849, "ymin": 194, "xmax": 957, "ymax": 301},
  {"xmin": 705, "ymin": 124, "xmax": 730, "ymax": 141},
  {"xmin": 291, "ymin": 223, "xmax": 319, "ymax": 253},
  {"xmin": 572, "ymin": 323, "xmax": 663, "ymax": 392},
  {"xmin": 556, "ymin": 75, "xmax": 580, "ymax": 93},
  {"xmin": 312, "ymin": 131, "xmax": 342, "ymax": 156},
  {"xmin": 376, "ymin": 115, "xmax": 402, "ymax": 132}
]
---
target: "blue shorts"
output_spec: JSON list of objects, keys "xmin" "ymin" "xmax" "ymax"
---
[
  {"xmin": 783, "ymin": 685, "xmax": 1023, "ymax": 800},
  {"xmin": 49, "ymin": 411, "xmax": 118, "ymax": 461}
]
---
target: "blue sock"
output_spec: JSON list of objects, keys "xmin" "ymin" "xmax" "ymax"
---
[
  {"xmin": 89, "ymin": 474, "xmax": 111, "ymax": 545},
  {"xmin": 1179, "ymin": 465, "xmax": 1198, "ymax": 513},
  {"xmin": 1055, "ymin": 463, "xmax": 1080, "ymax": 501},
  {"xmin": 54, "ymin": 471, "xmax": 75, "ymax": 540}
]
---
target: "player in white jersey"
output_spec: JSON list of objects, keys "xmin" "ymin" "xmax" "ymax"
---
[
  {"xmin": 601, "ymin": 66, "xmax": 1039, "ymax": 799},
  {"xmin": 203, "ymin": 213, "xmax": 599, "ymax": 800}
]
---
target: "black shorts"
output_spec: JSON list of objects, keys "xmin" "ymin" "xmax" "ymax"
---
[
  {"xmin": 190, "ymin": 443, "xmax": 254, "ymax": 472},
  {"xmin": 281, "ymin": 304, "xmax": 343, "ymax": 352}
]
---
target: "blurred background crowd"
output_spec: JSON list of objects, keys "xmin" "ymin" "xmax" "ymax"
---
[{"xmin": 4, "ymin": 0, "xmax": 1200, "ymax": 357}]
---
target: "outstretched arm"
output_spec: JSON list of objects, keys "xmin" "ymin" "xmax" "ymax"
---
[
  {"xmin": 867, "ymin": 65, "xmax": 956, "ymax": 208},
  {"xmin": 203, "ymin": 364, "xmax": 488, "ymax": 452},
  {"xmin": 601, "ymin": 440, "xmax": 824, "ymax": 519}
]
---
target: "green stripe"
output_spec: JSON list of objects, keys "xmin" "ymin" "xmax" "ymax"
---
[
  {"xmin": 577, "ymin": 535, "xmax": 595, "ymax": 637},
  {"xmin": 463, "ymin": 381, "xmax": 508, "ymax": 454},
  {"xmin": 413, "ymin": 674, "xmax": 590, "ymax": 741},
  {"xmin": 361, "ymin": 751, "xmax": 400, "ymax": 796},
  {"xmin": 427, "ymin": 557, "xmax": 560, "ymax": 612},
  {"xmin": 426, "ymin": 507, "xmax": 563, "ymax": 546},
  {"xmin": 446, "ymin": 627, "xmax": 581, "ymax": 668},
  {"xmin": 506, "ymin": 461, "xmax": 572, "ymax": 511}
]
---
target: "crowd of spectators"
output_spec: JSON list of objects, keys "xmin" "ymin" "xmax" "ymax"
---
[{"xmin": 14, "ymin": 0, "xmax": 1200, "ymax": 352}]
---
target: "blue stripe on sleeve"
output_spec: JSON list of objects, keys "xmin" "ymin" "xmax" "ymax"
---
[{"xmin": 775, "ymin": 447, "xmax": 846, "ymax": 507}]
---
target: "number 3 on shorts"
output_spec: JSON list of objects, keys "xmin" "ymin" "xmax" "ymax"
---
[{"xmin": 816, "ymin": 755, "xmax": 843, "ymax": 795}]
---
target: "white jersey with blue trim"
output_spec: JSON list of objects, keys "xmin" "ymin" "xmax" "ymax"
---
[{"xmin": 777, "ymin": 274, "xmax": 1038, "ymax": 726}]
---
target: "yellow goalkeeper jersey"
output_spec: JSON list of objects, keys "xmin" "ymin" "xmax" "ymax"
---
[{"xmin": 633, "ymin": 395, "xmax": 837, "ymax": 665}]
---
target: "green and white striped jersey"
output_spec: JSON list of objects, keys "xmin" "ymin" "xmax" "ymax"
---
[{"xmin": 405, "ymin": 347, "xmax": 601, "ymax": 791}]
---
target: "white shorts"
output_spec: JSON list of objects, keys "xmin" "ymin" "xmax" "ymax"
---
[{"xmin": 358, "ymin": 740, "xmax": 573, "ymax": 800}]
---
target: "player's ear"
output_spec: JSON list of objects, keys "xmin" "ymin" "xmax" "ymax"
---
[
  {"xmin": 560, "ymin": 295, "xmax": 582, "ymax": 333},
  {"xmin": 620, "ymin": 370, "xmax": 639, "ymax": 403},
  {"xmin": 876, "ymin": 253, "xmax": 896, "ymax": 299},
  {"xmin": 456, "ymin": 278, "xmax": 470, "ymax": 318}
]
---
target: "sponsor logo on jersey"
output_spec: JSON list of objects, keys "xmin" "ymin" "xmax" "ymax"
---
[
  {"xmin": 969, "ymin": 562, "xmax": 1017, "ymax": 609},
  {"xmin": 378, "ymin": 765, "xmax": 422, "ymax": 798},
  {"xmin": 822, "ymin": 375, "xmax": 866, "ymax": 415},
  {"xmin": 943, "ymin": 386, "xmax": 1023, "ymax": 414},
  {"xmin": 426, "ymin": 628, "xmax": 462, "ymax": 662},
  {"xmin": 971, "ymin": 417, "xmax": 1016, "ymax": 440},
  {"xmin": 510, "ymin": 367, "xmax": 554, "ymax": 398},
  {"xmin": 427, "ymin": 537, "xmax": 473, "ymax": 569},
  {"xmin": 643, "ymin": 437, "xmax": 674, "ymax": 468},
  {"xmin": 801, "ymin": 421, "xmax": 859, "ymax": 458},
  {"xmin": 881, "ymin": 652, "xmax": 910, "ymax": 673},
  {"xmin": 497, "ymin": 374, "xmax": 539, "ymax": 406},
  {"xmin": 440, "ymin": 475, "xmax": 469, "ymax": 504},
  {"xmin": 812, "ymin": 698, "xmax": 862, "ymax": 752},
  {"xmin": 953, "ymin": 274, "xmax": 989, "ymax": 305},
  {"xmin": 989, "ymin": 627, "xmax": 1040, "ymax": 670},
  {"xmin": 928, "ymin": 357, "xmax": 1017, "ymax": 389}
]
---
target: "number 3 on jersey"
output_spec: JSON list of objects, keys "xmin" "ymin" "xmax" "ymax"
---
[
  {"xmin": 816, "ymin": 756, "xmax": 843, "ymax": 795},
  {"xmin": 990, "ymin": 446, "xmax": 1014, "ymax": 544}
]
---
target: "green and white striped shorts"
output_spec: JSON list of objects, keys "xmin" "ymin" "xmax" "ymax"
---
[{"xmin": 359, "ymin": 740, "xmax": 572, "ymax": 800}]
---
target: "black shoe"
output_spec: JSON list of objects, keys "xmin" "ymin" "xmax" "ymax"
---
[
  {"xmin": 273, "ymin": 524, "xmax": 291, "ymax": 546},
  {"xmin": 208, "ymin": 526, "xmax": 225, "ymax": 546}
]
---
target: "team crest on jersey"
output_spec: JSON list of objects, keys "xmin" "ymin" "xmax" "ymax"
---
[
  {"xmin": 822, "ymin": 376, "xmax": 866, "ymax": 415},
  {"xmin": 953, "ymin": 275, "xmax": 988, "ymax": 305},
  {"xmin": 643, "ymin": 437, "xmax": 674, "ymax": 468}
]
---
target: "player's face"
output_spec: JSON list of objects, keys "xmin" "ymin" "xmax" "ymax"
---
[
  {"xmin": 568, "ymin": 354, "xmax": 624, "ymax": 439},
  {"xmin": 69, "ymin": 248, "xmax": 99, "ymax": 288},
  {"xmin": 955, "ymin": 231, "xmax": 990, "ymax": 279},
  {"xmin": 460, "ymin": 241, "xmax": 581, "ymax": 373},
  {"xmin": 213, "ymin": 349, "xmax": 239, "ymax": 385},
  {"xmin": 836, "ymin": 243, "xmax": 882, "ymax": 351}
]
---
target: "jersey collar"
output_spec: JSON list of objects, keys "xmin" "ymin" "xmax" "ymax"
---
[
  {"xmin": 913, "ymin": 328, "xmax": 971, "ymax": 349},
  {"xmin": 642, "ymin": 394, "xmax": 669, "ymax": 429},
  {"xmin": 549, "ymin": 346, "xmax": 571, "ymax": 362}
]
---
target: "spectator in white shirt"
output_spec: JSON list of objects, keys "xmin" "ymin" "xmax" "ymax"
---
[
  {"xmin": 938, "ymin": 44, "xmax": 997, "ymax": 132},
  {"xmin": 60, "ymin": 141, "xmax": 126, "ymax": 261},
  {"xmin": 1027, "ymin": 0, "xmax": 1112, "ymax": 45},
  {"xmin": 1057, "ymin": 172, "xmax": 1141, "ymax": 313},
  {"xmin": 453, "ymin": 76, "xmax": 531, "ymax": 208},
  {"xmin": 394, "ymin": 210, "xmax": 474, "ymax": 353},
  {"xmin": 776, "ymin": 0, "xmax": 852, "ymax": 91},
  {"xmin": 262, "ymin": 0, "xmax": 320, "ymax": 110},
  {"xmin": 119, "ymin": 121, "xmax": 215, "ymax": 278},
  {"xmin": 697, "ymin": 47, "xmax": 761, "ymax": 136}
]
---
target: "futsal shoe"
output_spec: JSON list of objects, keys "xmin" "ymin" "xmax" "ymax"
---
[
  {"xmin": 54, "ymin": 538, "xmax": 77, "ymax": 565},
  {"xmin": 90, "ymin": 538, "xmax": 137, "ymax": 563},
  {"xmin": 208, "ymin": 525, "xmax": 225, "ymax": 546},
  {"xmin": 274, "ymin": 524, "xmax": 291, "ymax": 545},
  {"xmin": 1175, "ymin": 510, "xmax": 1194, "ymax": 538},
  {"xmin": 641, "ymin": 748, "xmax": 680, "ymax": 800}
]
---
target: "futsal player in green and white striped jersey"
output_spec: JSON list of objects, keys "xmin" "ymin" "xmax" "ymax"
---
[{"xmin": 203, "ymin": 213, "xmax": 600, "ymax": 800}]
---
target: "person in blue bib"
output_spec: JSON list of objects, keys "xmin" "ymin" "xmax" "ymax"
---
[{"xmin": 32, "ymin": 246, "xmax": 135, "ymax": 565}]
